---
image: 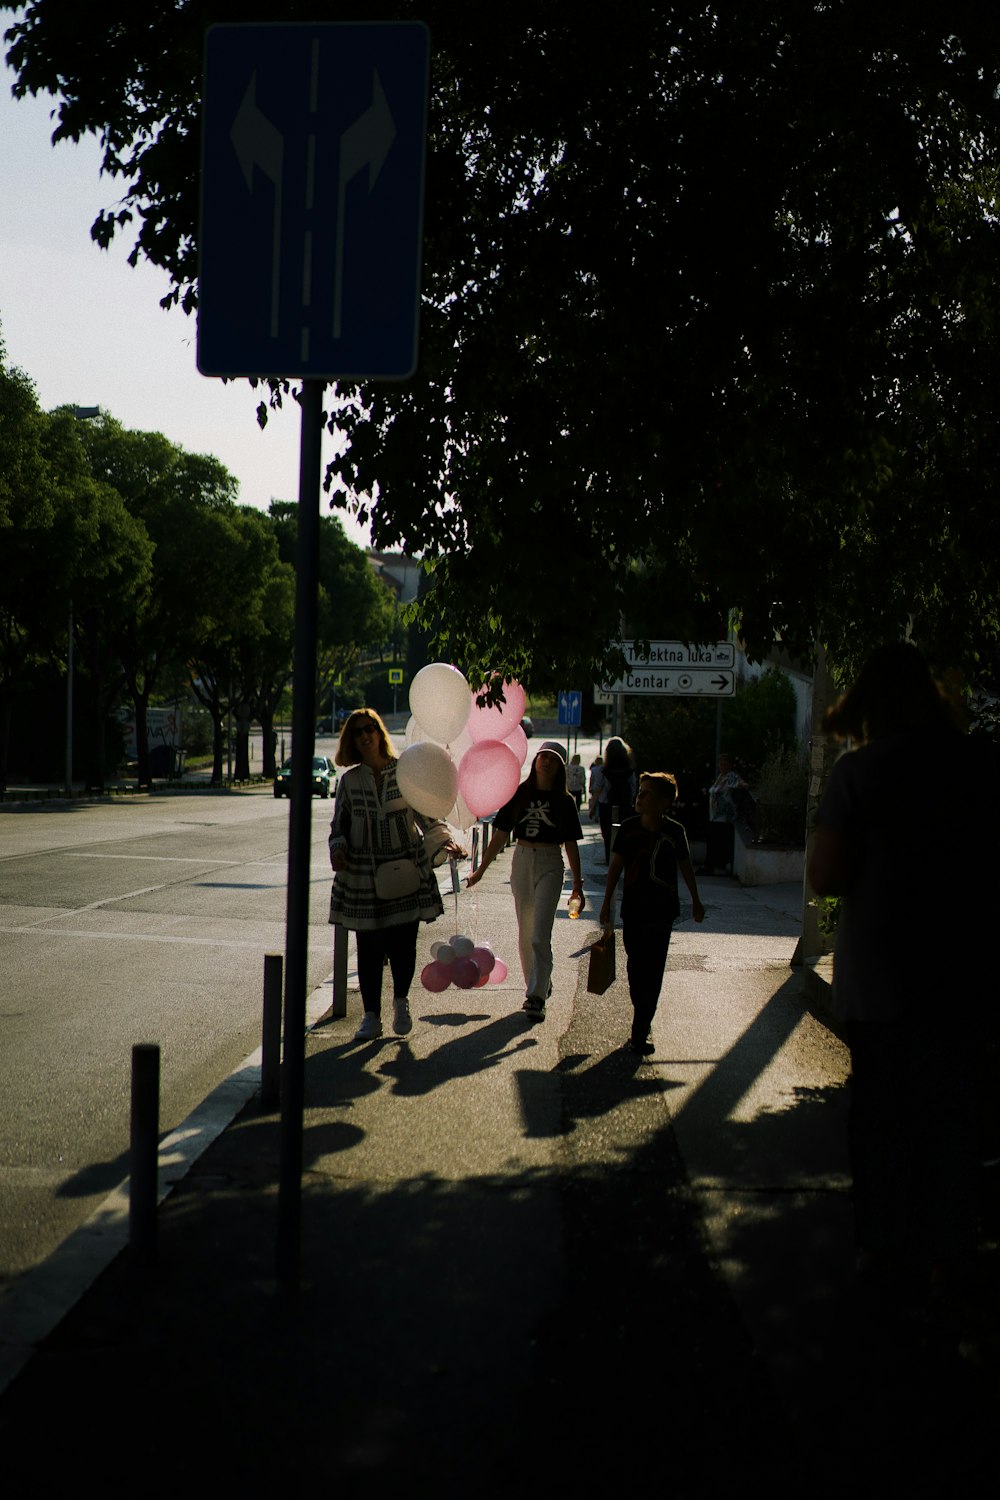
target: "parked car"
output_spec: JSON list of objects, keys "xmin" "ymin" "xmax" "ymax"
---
[
  {"xmin": 273, "ymin": 756, "xmax": 337, "ymax": 799},
  {"xmin": 315, "ymin": 717, "xmax": 333, "ymax": 735},
  {"xmin": 520, "ymin": 716, "xmax": 534, "ymax": 738}
]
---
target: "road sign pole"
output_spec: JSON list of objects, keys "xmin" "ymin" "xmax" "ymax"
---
[{"xmin": 277, "ymin": 378, "xmax": 324, "ymax": 1292}]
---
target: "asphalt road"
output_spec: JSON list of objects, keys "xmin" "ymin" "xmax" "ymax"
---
[{"xmin": 0, "ymin": 787, "xmax": 335, "ymax": 1286}]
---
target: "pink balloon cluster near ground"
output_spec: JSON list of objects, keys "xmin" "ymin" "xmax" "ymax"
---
[{"xmin": 421, "ymin": 937, "xmax": 508, "ymax": 991}]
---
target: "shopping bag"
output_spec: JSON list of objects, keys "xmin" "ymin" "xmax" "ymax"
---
[{"xmin": 586, "ymin": 931, "xmax": 616, "ymax": 995}]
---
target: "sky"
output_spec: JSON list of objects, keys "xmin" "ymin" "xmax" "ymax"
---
[{"xmin": 0, "ymin": 56, "xmax": 370, "ymax": 547}]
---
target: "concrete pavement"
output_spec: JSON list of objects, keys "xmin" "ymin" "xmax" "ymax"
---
[{"xmin": 0, "ymin": 818, "xmax": 996, "ymax": 1496}]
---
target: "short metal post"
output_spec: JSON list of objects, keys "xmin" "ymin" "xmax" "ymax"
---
[
  {"xmin": 130, "ymin": 1043, "xmax": 160, "ymax": 1267},
  {"xmin": 471, "ymin": 826, "xmax": 480, "ymax": 872},
  {"xmin": 261, "ymin": 953, "xmax": 283, "ymax": 1108},
  {"xmin": 332, "ymin": 924, "xmax": 348, "ymax": 1019}
]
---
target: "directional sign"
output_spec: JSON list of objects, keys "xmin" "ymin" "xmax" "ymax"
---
[
  {"xmin": 558, "ymin": 690, "xmax": 582, "ymax": 727},
  {"xmin": 602, "ymin": 668, "xmax": 735, "ymax": 697},
  {"xmin": 198, "ymin": 22, "xmax": 429, "ymax": 379},
  {"xmin": 618, "ymin": 640, "xmax": 735, "ymax": 669}
]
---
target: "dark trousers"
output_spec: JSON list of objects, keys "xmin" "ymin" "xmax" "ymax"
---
[
  {"xmin": 356, "ymin": 921, "xmax": 419, "ymax": 1013},
  {"xmin": 847, "ymin": 1014, "xmax": 984, "ymax": 1271},
  {"xmin": 622, "ymin": 921, "xmax": 672, "ymax": 1043}
]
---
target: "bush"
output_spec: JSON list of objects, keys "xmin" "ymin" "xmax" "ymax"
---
[
  {"xmin": 751, "ymin": 742, "xmax": 809, "ymax": 844},
  {"xmin": 723, "ymin": 667, "xmax": 798, "ymax": 781}
]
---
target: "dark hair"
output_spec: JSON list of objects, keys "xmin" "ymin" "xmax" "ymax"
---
[
  {"xmin": 603, "ymin": 736, "xmax": 632, "ymax": 770},
  {"xmin": 335, "ymin": 708, "xmax": 396, "ymax": 768},
  {"xmin": 639, "ymin": 771, "xmax": 678, "ymax": 806},
  {"xmin": 822, "ymin": 644, "xmax": 956, "ymax": 743}
]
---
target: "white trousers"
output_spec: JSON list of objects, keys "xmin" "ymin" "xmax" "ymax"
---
[{"xmin": 509, "ymin": 843, "xmax": 565, "ymax": 999}]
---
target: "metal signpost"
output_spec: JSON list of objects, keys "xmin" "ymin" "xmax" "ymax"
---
[{"xmin": 199, "ymin": 20, "xmax": 429, "ymax": 1290}]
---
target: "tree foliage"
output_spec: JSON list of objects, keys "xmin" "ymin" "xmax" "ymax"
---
[
  {"xmin": 269, "ymin": 501, "xmax": 396, "ymax": 715},
  {"xmin": 6, "ymin": 2, "xmax": 1000, "ymax": 686}
]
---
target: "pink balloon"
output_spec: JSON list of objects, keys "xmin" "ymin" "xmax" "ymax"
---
[
  {"xmin": 421, "ymin": 961, "xmax": 452, "ymax": 992},
  {"xmin": 503, "ymin": 723, "xmax": 528, "ymax": 767},
  {"xmin": 472, "ymin": 945, "xmax": 496, "ymax": 976},
  {"xmin": 458, "ymin": 740, "xmax": 521, "ymax": 818},
  {"xmin": 452, "ymin": 957, "xmax": 480, "ymax": 989},
  {"xmin": 487, "ymin": 958, "xmax": 509, "ymax": 984},
  {"xmin": 468, "ymin": 679, "xmax": 526, "ymax": 742}
]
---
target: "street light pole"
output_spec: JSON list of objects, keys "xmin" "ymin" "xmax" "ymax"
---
[{"xmin": 65, "ymin": 602, "xmax": 74, "ymax": 795}]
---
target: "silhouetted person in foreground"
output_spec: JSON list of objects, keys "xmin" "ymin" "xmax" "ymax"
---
[{"xmin": 809, "ymin": 643, "xmax": 995, "ymax": 1306}]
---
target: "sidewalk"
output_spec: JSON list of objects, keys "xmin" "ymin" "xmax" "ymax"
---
[{"xmin": 0, "ymin": 825, "xmax": 996, "ymax": 1496}]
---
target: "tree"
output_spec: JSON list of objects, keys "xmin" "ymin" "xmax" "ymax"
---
[
  {"xmin": 269, "ymin": 502, "xmax": 395, "ymax": 721},
  {"xmin": 0, "ymin": 342, "xmax": 56, "ymax": 787},
  {"xmin": 7, "ymin": 2, "xmax": 1000, "ymax": 684},
  {"xmin": 77, "ymin": 415, "xmax": 238, "ymax": 785},
  {"xmin": 43, "ymin": 409, "xmax": 153, "ymax": 788},
  {"xmin": 0, "ymin": 347, "xmax": 152, "ymax": 787}
]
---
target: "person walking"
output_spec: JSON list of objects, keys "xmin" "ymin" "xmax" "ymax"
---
[
  {"xmin": 593, "ymin": 736, "xmax": 636, "ymax": 862},
  {"xmin": 598, "ymin": 772, "xmax": 704, "ymax": 1054},
  {"xmin": 467, "ymin": 741, "xmax": 584, "ymax": 1020},
  {"xmin": 328, "ymin": 708, "xmax": 462, "ymax": 1041},
  {"xmin": 809, "ymin": 643, "xmax": 995, "ymax": 1301},
  {"xmin": 566, "ymin": 752, "xmax": 587, "ymax": 809}
]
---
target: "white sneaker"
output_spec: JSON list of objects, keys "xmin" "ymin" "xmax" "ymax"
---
[
  {"xmin": 354, "ymin": 1012, "xmax": 383, "ymax": 1041},
  {"xmin": 392, "ymin": 998, "xmax": 413, "ymax": 1036}
]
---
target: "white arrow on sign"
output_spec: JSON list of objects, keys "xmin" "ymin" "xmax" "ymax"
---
[
  {"xmin": 230, "ymin": 72, "xmax": 284, "ymax": 338},
  {"xmin": 333, "ymin": 69, "xmax": 397, "ymax": 339}
]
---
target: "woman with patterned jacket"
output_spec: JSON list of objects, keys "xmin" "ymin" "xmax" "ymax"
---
[{"xmin": 329, "ymin": 708, "xmax": 462, "ymax": 1041}]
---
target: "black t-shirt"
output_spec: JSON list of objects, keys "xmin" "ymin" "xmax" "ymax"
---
[
  {"xmin": 612, "ymin": 814, "xmax": 690, "ymax": 923},
  {"xmin": 495, "ymin": 789, "xmax": 584, "ymax": 845}
]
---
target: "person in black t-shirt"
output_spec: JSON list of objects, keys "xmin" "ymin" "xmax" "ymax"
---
[
  {"xmin": 467, "ymin": 742, "xmax": 584, "ymax": 1019},
  {"xmin": 599, "ymin": 772, "xmax": 705, "ymax": 1054}
]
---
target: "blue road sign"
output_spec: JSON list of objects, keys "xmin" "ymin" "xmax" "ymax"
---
[
  {"xmin": 558, "ymin": 690, "xmax": 582, "ymax": 728},
  {"xmin": 198, "ymin": 22, "xmax": 429, "ymax": 379}
]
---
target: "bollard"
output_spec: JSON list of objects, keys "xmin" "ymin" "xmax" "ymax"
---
[
  {"xmin": 130, "ymin": 1043, "xmax": 160, "ymax": 1267},
  {"xmin": 261, "ymin": 952, "xmax": 283, "ymax": 1108},
  {"xmin": 332, "ymin": 923, "xmax": 348, "ymax": 1019}
]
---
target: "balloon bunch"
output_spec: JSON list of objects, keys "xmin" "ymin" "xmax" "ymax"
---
[
  {"xmin": 396, "ymin": 663, "xmax": 528, "ymax": 831},
  {"xmin": 421, "ymin": 935, "xmax": 509, "ymax": 992}
]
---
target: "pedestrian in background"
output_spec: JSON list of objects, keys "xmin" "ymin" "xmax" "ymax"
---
[
  {"xmin": 467, "ymin": 741, "xmax": 584, "ymax": 1020},
  {"xmin": 329, "ymin": 708, "xmax": 462, "ymax": 1041},
  {"xmin": 599, "ymin": 772, "xmax": 704, "ymax": 1054},
  {"xmin": 592, "ymin": 736, "xmax": 637, "ymax": 862},
  {"xmin": 566, "ymin": 752, "xmax": 587, "ymax": 808},
  {"xmin": 809, "ymin": 643, "xmax": 995, "ymax": 1303},
  {"xmin": 701, "ymin": 751, "xmax": 748, "ymax": 874}
]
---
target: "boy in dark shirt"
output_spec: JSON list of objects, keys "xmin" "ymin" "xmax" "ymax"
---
[{"xmin": 598, "ymin": 772, "xmax": 705, "ymax": 1054}]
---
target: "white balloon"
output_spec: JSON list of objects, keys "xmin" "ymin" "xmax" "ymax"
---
[
  {"xmin": 446, "ymin": 787, "xmax": 478, "ymax": 832},
  {"xmin": 409, "ymin": 663, "xmax": 472, "ymax": 744},
  {"xmin": 396, "ymin": 743, "xmax": 459, "ymax": 820}
]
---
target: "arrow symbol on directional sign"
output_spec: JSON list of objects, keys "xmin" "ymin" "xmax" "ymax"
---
[
  {"xmin": 711, "ymin": 675, "xmax": 729, "ymax": 691},
  {"xmin": 230, "ymin": 73, "xmax": 285, "ymax": 339},
  {"xmin": 334, "ymin": 69, "xmax": 397, "ymax": 339}
]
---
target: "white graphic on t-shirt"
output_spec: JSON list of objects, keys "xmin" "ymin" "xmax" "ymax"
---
[{"xmin": 521, "ymin": 799, "xmax": 557, "ymax": 840}]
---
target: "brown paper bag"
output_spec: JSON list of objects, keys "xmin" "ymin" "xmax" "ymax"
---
[{"xmin": 586, "ymin": 931, "xmax": 616, "ymax": 995}]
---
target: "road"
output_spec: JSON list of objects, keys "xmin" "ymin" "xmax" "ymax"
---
[
  {"xmin": 0, "ymin": 724, "xmax": 630, "ymax": 1288},
  {"xmin": 0, "ymin": 787, "xmax": 335, "ymax": 1286}
]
